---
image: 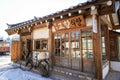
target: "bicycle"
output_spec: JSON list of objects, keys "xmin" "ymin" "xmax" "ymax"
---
[
  {"xmin": 16, "ymin": 51, "xmax": 32, "ymax": 71},
  {"xmin": 17, "ymin": 51, "xmax": 50, "ymax": 77}
]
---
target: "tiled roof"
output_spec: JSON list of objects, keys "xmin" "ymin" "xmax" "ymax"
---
[
  {"xmin": 7, "ymin": 0, "xmax": 96, "ymax": 29},
  {"xmin": 7, "ymin": 16, "xmax": 39, "ymax": 28}
]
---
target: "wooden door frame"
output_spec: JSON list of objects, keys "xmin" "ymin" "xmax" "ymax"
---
[{"xmin": 52, "ymin": 27, "xmax": 95, "ymax": 72}]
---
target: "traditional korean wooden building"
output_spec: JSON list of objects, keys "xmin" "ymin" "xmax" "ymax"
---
[{"xmin": 5, "ymin": 0, "xmax": 120, "ymax": 80}]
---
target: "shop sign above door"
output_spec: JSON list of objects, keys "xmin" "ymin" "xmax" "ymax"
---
[{"xmin": 53, "ymin": 15, "xmax": 86, "ymax": 31}]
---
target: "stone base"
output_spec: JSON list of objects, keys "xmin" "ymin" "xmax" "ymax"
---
[{"xmin": 50, "ymin": 66, "xmax": 96, "ymax": 80}]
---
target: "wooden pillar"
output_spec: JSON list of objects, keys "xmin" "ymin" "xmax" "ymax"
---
[
  {"xmin": 104, "ymin": 25, "xmax": 110, "ymax": 60},
  {"xmin": 48, "ymin": 21, "xmax": 54, "ymax": 68},
  {"xmin": 91, "ymin": 9, "xmax": 102, "ymax": 80},
  {"xmin": 104, "ymin": 25, "xmax": 112, "ymax": 71}
]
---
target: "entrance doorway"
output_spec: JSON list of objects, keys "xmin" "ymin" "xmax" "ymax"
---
[{"xmin": 21, "ymin": 35, "xmax": 32, "ymax": 61}]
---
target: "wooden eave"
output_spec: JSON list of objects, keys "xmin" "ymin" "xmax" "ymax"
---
[
  {"xmin": 100, "ymin": 15, "xmax": 113, "ymax": 29},
  {"xmin": 5, "ymin": 29, "xmax": 17, "ymax": 35}
]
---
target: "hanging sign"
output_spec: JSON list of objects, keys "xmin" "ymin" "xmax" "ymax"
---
[
  {"xmin": 92, "ymin": 15, "xmax": 97, "ymax": 33},
  {"xmin": 53, "ymin": 15, "xmax": 85, "ymax": 31}
]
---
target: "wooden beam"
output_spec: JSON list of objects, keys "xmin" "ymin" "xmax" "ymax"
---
[
  {"xmin": 98, "ymin": 0, "xmax": 115, "ymax": 15},
  {"xmin": 100, "ymin": 16, "xmax": 113, "ymax": 29},
  {"xmin": 109, "ymin": 14, "xmax": 114, "ymax": 26},
  {"xmin": 113, "ymin": 25, "xmax": 120, "ymax": 30}
]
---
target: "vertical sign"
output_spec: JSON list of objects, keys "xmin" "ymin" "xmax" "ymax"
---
[{"xmin": 92, "ymin": 14, "xmax": 97, "ymax": 33}]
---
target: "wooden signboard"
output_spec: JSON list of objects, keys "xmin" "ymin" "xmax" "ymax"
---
[{"xmin": 53, "ymin": 15, "xmax": 86, "ymax": 31}]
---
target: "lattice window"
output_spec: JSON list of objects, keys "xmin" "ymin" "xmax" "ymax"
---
[{"xmin": 34, "ymin": 39, "xmax": 48, "ymax": 51}]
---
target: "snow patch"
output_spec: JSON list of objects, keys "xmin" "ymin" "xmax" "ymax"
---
[{"xmin": 0, "ymin": 68, "xmax": 52, "ymax": 80}]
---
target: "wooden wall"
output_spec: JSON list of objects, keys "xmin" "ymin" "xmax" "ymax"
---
[
  {"xmin": 11, "ymin": 41, "xmax": 20, "ymax": 61},
  {"xmin": 109, "ymin": 31, "xmax": 120, "ymax": 61}
]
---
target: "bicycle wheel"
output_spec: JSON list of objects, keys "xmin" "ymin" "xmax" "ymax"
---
[
  {"xmin": 18, "ymin": 52, "xmax": 33, "ymax": 71},
  {"xmin": 20, "ymin": 58, "xmax": 33, "ymax": 71},
  {"xmin": 38, "ymin": 60, "xmax": 49, "ymax": 77}
]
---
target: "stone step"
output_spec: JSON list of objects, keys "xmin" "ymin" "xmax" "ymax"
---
[{"xmin": 50, "ymin": 66, "xmax": 96, "ymax": 80}]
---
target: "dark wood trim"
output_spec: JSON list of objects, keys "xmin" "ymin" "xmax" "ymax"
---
[
  {"xmin": 93, "ymin": 15, "xmax": 102, "ymax": 80},
  {"xmin": 33, "ymin": 39, "xmax": 48, "ymax": 51},
  {"xmin": 113, "ymin": 25, "xmax": 120, "ymax": 30},
  {"xmin": 100, "ymin": 16, "xmax": 113, "ymax": 29},
  {"xmin": 118, "ymin": 9, "xmax": 120, "ymax": 25},
  {"xmin": 109, "ymin": 14, "xmax": 114, "ymax": 26},
  {"xmin": 48, "ymin": 22, "xmax": 54, "ymax": 68},
  {"xmin": 104, "ymin": 25, "xmax": 111, "ymax": 70},
  {"xmin": 109, "ymin": 31, "xmax": 120, "ymax": 61},
  {"xmin": 104, "ymin": 25, "xmax": 110, "ymax": 60},
  {"xmin": 80, "ymin": 31, "xmax": 83, "ymax": 72}
]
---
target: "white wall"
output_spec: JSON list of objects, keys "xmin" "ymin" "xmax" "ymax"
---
[
  {"xmin": 102, "ymin": 63, "xmax": 109, "ymax": 79},
  {"xmin": 111, "ymin": 61, "xmax": 120, "ymax": 71},
  {"xmin": 85, "ymin": 16, "xmax": 92, "ymax": 26},
  {"xmin": 33, "ymin": 27, "xmax": 49, "ymax": 39}
]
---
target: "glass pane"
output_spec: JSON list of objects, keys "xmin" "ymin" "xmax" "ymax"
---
[
  {"xmin": 88, "ymin": 50, "xmax": 93, "ymax": 59},
  {"xmin": 54, "ymin": 34, "xmax": 60, "ymax": 56},
  {"xmin": 101, "ymin": 30, "xmax": 106, "ymax": 60},
  {"xmin": 41, "ymin": 40, "xmax": 47, "ymax": 50},
  {"xmin": 61, "ymin": 34, "xmax": 65, "ymax": 56},
  {"xmin": 82, "ymin": 30, "xmax": 93, "ymax": 59},
  {"xmin": 82, "ymin": 50, "xmax": 87, "ymax": 58},
  {"xmin": 88, "ymin": 39, "xmax": 92, "ymax": 49},
  {"xmin": 36, "ymin": 41, "xmax": 40, "ymax": 49},
  {"xmin": 101, "ymin": 26, "xmax": 107, "ymax": 65},
  {"xmin": 71, "ymin": 32, "xmax": 75, "ymax": 41},
  {"xmin": 65, "ymin": 33, "xmax": 69, "ymax": 57},
  {"xmin": 70, "ymin": 31, "xmax": 80, "ymax": 58},
  {"xmin": 76, "ymin": 31, "xmax": 80, "ymax": 40}
]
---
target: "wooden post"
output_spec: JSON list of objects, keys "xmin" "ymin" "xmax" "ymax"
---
[
  {"xmin": 104, "ymin": 25, "xmax": 110, "ymax": 60},
  {"xmin": 48, "ymin": 21, "xmax": 54, "ymax": 68},
  {"xmin": 104, "ymin": 25, "xmax": 112, "ymax": 71},
  {"xmin": 91, "ymin": 9, "xmax": 102, "ymax": 80}
]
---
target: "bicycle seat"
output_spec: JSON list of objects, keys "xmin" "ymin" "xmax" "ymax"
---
[{"xmin": 37, "ymin": 52, "xmax": 46, "ymax": 60}]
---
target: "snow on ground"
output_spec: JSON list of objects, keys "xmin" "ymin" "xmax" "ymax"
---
[
  {"xmin": 0, "ymin": 55, "xmax": 11, "ymax": 65},
  {"xmin": 0, "ymin": 68, "xmax": 52, "ymax": 80},
  {"xmin": 0, "ymin": 55, "xmax": 52, "ymax": 80},
  {"xmin": 0, "ymin": 54, "xmax": 12, "ymax": 70}
]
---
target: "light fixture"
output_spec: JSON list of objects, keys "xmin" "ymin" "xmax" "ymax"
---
[
  {"xmin": 107, "ymin": 0, "xmax": 112, "ymax": 6},
  {"xmin": 60, "ymin": 15, "xmax": 63, "ymax": 19},
  {"xmin": 17, "ymin": 30, "xmax": 18, "ymax": 33},
  {"xmin": 40, "ymin": 21, "xmax": 42, "ymax": 24},
  {"xmin": 35, "ymin": 22, "xmax": 37, "ymax": 25},
  {"xmin": 68, "ymin": 13, "xmax": 71, "ymax": 16},
  {"xmin": 91, "ymin": 5, "xmax": 96, "ymax": 10},
  {"xmin": 28, "ymin": 27, "xmax": 31, "ymax": 32},
  {"xmin": 78, "ymin": 10, "xmax": 82, "ymax": 14},
  {"xmin": 26, "ymin": 25, "xmax": 29, "ymax": 28},
  {"xmin": 45, "ymin": 20, "xmax": 47, "ymax": 23},
  {"xmin": 52, "ymin": 18, "xmax": 55, "ymax": 21}
]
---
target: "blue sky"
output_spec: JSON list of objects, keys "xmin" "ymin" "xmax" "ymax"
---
[{"xmin": 0, "ymin": 0, "xmax": 87, "ymax": 39}]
